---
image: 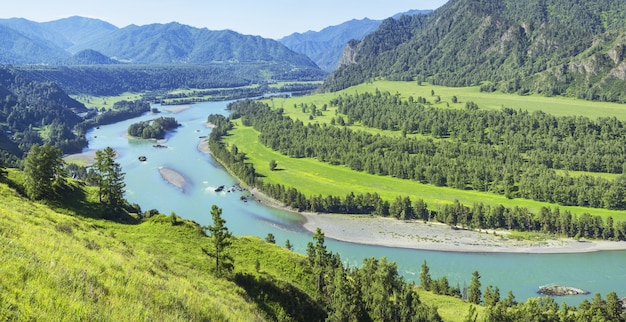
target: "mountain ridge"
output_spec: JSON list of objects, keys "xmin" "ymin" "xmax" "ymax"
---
[{"xmin": 0, "ymin": 17, "xmax": 318, "ymax": 68}]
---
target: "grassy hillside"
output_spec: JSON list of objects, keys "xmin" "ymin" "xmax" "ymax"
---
[
  {"xmin": 0, "ymin": 172, "xmax": 264, "ymax": 320},
  {"xmin": 0, "ymin": 169, "xmax": 479, "ymax": 321}
]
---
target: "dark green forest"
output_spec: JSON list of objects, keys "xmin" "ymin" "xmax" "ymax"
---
[
  {"xmin": 323, "ymin": 0, "xmax": 626, "ymax": 103},
  {"xmin": 229, "ymin": 97, "xmax": 626, "ymax": 210},
  {"xmin": 16, "ymin": 64, "xmax": 326, "ymax": 96}
]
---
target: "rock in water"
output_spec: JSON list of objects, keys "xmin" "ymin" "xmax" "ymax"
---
[{"xmin": 537, "ymin": 285, "xmax": 589, "ymax": 296}]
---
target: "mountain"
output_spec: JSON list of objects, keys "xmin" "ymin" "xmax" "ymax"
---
[
  {"xmin": 0, "ymin": 18, "xmax": 319, "ymax": 69},
  {"xmin": 279, "ymin": 18, "xmax": 382, "ymax": 72},
  {"xmin": 0, "ymin": 16, "xmax": 117, "ymax": 51},
  {"xmin": 0, "ymin": 67, "xmax": 88, "ymax": 158},
  {"xmin": 69, "ymin": 22, "xmax": 317, "ymax": 66},
  {"xmin": 279, "ymin": 10, "xmax": 432, "ymax": 72},
  {"xmin": 62, "ymin": 49, "xmax": 120, "ymax": 65},
  {"xmin": 42, "ymin": 16, "xmax": 119, "ymax": 50},
  {"xmin": 0, "ymin": 17, "xmax": 115, "ymax": 64},
  {"xmin": 322, "ymin": 0, "xmax": 626, "ymax": 103},
  {"xmin": 0, "ymin": 24, "xmax": 70, "ymax": 64}
]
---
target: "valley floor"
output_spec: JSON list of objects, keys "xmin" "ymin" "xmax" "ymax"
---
[{"xmin": 204, "ymin": 137, "xmax": 626, "ymax": 254}]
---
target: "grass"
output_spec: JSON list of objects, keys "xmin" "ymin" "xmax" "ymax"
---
[
  {"xmin": 554, "ymin": 169, "xmax": 622, "ymax": 181},
  {"xmin": 266, "ymin": 80, "xmax": 626, "ymax": 120},
  {"xmin": 72, "ymin": 92, "xmax": 144, "ymax": 109},
  {"xmin": 222, "ymin": 121, "xmax": 626, "ymax": 222},
  {"xmin": 416, "ymin": 288, "xmax": 485, "ymax": 322},
  {"xmin": 221, "ymin": 80, "xmax": 626, "ymax": 223},
  {"xmin": 268, "ymin": 81, "xmax": 324, "ymax": 89},
  {"xmin": 354, "ymin": 81, "xmax": 626, "ymax": 119},
  {"xmin": 0, "ymin": 172, "xmax": 265, "ymax": 321}
]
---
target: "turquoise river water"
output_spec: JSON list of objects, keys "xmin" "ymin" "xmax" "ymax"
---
[{"xmin": 81, "ymin": 99, "xmax": 626, "ymax": 306}]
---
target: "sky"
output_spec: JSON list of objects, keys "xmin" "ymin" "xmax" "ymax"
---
[{"xmin": 1, "ymin": 0, "xmax": 449, "ymax": 39}]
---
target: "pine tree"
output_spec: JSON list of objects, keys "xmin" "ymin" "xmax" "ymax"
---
[
  {"xmin": 420, "ymin": 260, "xmax": 432, "ymax": 291},
  {"xmin": 202, "ymin": 205, "xmax": 233, "ymax": 277},
  {"xmin": 93, "ymin": 147, "xmax": 125, "ymax": 207},
  {"xmin": 468, "ymin": 271, "xmax": 482, "ymax": 304},
  {"xmin": 285, "ymin": 239, "xmax": 293, "ymax": 251},
  {"xmin": 23, "ymin": 144, "xmax": 65, "ymax": 200}
]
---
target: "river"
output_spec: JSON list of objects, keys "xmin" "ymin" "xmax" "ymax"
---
[{"xmin": 82, "ymin": 100, "xmax": 626, "ymax": 306}]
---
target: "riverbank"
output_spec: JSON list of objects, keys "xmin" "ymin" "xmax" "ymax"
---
[
  {"xmin": 300, "ymin": 212, "xmax": 626, "ymax": 253},
  {"xmin": 246, "ymin": 186, "xmax": 626, "ymax": 253},
  {"xmin": 198, "ymin": 136, "xmax": 626, "ymax": 254}
]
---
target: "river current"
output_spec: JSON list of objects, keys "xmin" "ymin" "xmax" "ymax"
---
[{"xmin": 82, "ymin": 100, "xmax": 626, "ymax": 305}]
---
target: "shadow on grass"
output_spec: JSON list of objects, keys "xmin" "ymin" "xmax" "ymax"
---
[
  {"xmin": 45, "ymin": 181, "xmax": 138, "ymax": 224},
  {"xmin": 234, "ymin": 272, "xmax": 326, "ymax": 322}
]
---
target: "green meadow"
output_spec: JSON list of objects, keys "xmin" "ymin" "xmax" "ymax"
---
[
  {"xmin": 72, "ymin": 92, "xmax": 144, "ymax": 109},
  {"xmin": 268, "ymin": 80, "xmax": 626, "ymax": 120}
]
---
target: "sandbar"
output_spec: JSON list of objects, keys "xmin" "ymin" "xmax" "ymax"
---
[
  {"xmin": 158, "ymin": 167, "xmax": 186, "ymax": 191},
  {"xmin": 163, "ymin": 104, "xmax": 192, "ymax": 113},
  {"xmin": 63, "ymin": 151, "xmax": 97, "ymax": 166},
  {"xmin": 197, "ymin": 137, "xmax": 210, "ymax": 155}
]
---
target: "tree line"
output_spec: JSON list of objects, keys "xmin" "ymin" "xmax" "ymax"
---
[
  {"xmin": 16, "ymin": 64, "xmax": 326, "ymax": 96},
  {"xmin": 302, "ymin": 228, "xmax": 443, "ymax": 321},
  {"xmin": 17, "ymin": 143, "xmax": 132, "ymax": 221}
]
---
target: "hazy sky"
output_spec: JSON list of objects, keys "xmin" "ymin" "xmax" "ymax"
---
[{"xmin": 1, "ymin": 0, "xmax": 449, "ymax": 39}]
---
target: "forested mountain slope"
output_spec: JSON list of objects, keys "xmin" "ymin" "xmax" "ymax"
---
[
  {"xmin": 323, "ymin": 0, "xmax": 626, "ymax": 103},
  {"xmin": 0, "ymin": 16, "xmax": 117, "ymax": 50},
  {"xmin": 0, "ymin": 24, "xmax": 70, "ymax": 64},
  {"xmin": 0, "ymin": 68, "xmax": 90, "ymax": 160}
]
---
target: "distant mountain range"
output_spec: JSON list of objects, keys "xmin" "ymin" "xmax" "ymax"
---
[
  {"xmin": 0, "ymin": 11, "xmax": 435, "ymax": 72},
  {"xmin": 322, "ymin": 0, "xmax": 626, "ymax": 103},
  {"xmin": 0, "ymin": 16, "xmax": 317, "ymax": 68},
  {"xmin": 278, "ymin": 10, "xmax": 433, "ymax": 72}
]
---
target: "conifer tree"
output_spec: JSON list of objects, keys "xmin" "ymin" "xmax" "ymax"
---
[
  {"xmin": 93, "ymin": 147, "xmax": 125, "ymax": 207},
  {"xmin": 468, "ymin": 271, "xmax": 482, "ymax": 304},
  {"xmin": 23, "ymin": 143, "xmax": 65, "ymax": 200},
  {"xmin": 202, "ymin": 205, "xmax": 233, "ymax": 277},
  {"xmin": 420, "ymin": 260, "xmax": 432, "ymax": 291}
]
